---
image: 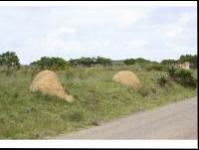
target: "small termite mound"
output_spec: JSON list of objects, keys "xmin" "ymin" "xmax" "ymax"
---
[
  {"xmin": 30, "ymin": 70, "xmax": 73, "ymax": 102},
  {"xmin": 112, "ymin": 70, "xmax": 141, "ymax": 90}
]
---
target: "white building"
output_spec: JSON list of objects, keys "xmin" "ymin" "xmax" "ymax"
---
[{"xmin": 176, "ymin": 62, "xmax": 190, "ymax": 70}]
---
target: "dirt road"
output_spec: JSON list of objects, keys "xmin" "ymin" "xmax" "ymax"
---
[{"xmin": 55, "ymin": 97, "xmax": 197, "ymax": 139}]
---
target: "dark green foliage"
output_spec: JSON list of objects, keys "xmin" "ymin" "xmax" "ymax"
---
[
  {"xmin": 96, "ymin": 56, "xmax": 112, "ymax": 66},
  {"xmin": 151, "ymin": 64, "xmax": 164, "ymax": 71},
  {"xmin": 124, "ymin": 58, "xmax": 136, "ymax": 65},
  {"xmin": 135, "ymin": 58, "xmax": 151, "ymax": 64},
  {"xmin": 161, "ymin": 59, "xmax": 177, "ymax": 66},
  {"xmin": 124, "ymin": 58, "xmax": 152, "ymax": 65},
  {"xmin": 164, "ymin": 65, "xmax": 197, "ymax": 88},
  {"xmin": 146, "ymin": 63, "xmax": 165, "ymax": 71},
  {"xmin": 0, "ymin": 51, "xmax": 20, "ymax": 75},
  {"xmin": 69, "ymin": 56, "xmax": 112, "ymax": 67},
  {"xmin": 161, "ymin": 54, "xmax": 197, "ymax": 69},
  {"xmin": 165, "ymin": 64, "xmax": 196, "ymax": 88},
  {"xmin": 30, "ymin": 57, "xmax": 69, "ymax": 70},
  {"xmin": 179, "ymin": 54, "xmax": 197, "ymax": 69},
  {"xmin": 167, "ymin": 65, "xmax": 177, "ymax": 78},
  {"xmin": 70, "ymin": 57, "xmax": 96, "ymax": 67},
  {"xmin": 174, "ymin": 69, "xmax": 197, "ymax": 88}
]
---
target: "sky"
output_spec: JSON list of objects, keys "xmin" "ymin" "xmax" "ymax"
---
[{"xmin": 0, "ymin": 6, "xmax": 197, "ymax": 65}]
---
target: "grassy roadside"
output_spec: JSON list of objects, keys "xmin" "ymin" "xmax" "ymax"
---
[{"xmin": 0, "ymin": 65, "xmax": 197, "ymax": 139}]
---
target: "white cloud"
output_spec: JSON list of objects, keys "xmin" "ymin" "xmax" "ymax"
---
[
  {"xmin": 0, "ymin": 6, "xmax": 197, "ymax": 64},
  {"xmin": 165, "ymin": 12, "xmax": 195, "ymax": 41},
  {"xmin": 116, "ymin": 9, "xmax": 148, "ymax": 30},
  {"xmin": 124, "ymin": 40, "xmax": 148, "ymax": 50},
  {"xmin": 48, "ymin": 27, "xmax": 77, "ymax": 39}
]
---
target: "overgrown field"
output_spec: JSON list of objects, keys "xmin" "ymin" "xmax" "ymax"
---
[{"xmin": 0, "ymin": 64, "xmax": 197, "ymax": 139}]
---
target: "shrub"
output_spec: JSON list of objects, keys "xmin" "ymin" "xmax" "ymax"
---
[
  {"xmin": 157, "ymin": 74, "xmax": 168, "ymax": 87},
  {"xmin": 152, "ymin": 64, "xmax": 164, "ymax": 71},
  {"xmin": 167, "ymin": 65, "xmax": 177, "ymax": 78},
  {"xmin": 146, "ymin": 63, "xmax": 165, "ymax": 71},
  {"xmin": 174, "ymin": 69, "xmax": 197, "ymax": 88},
  {"xmin": 165, "ymin": 65, "xmax": 197, "ymax": 88},
  {"xmin": 0, "ymin": 51, "xmax": 20, "ymax": 75}
]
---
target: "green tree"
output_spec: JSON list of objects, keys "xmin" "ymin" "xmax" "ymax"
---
[
  {"xmin": 135, "ymin": 58, "xmax": 151, "ymax": 64},
  {"xmin": 124, "ymin": 58, "xmax": 152, "ymax": 65},
  {"xmin": 161, "ymin": 59, "xmax": 176, "ymax": 65},
  {"xmin": 124, "ymin": 58, "xmax": 136, "ymax": 65},
  {"xmin": 179, "ymin": 54, "xmax": 197, "ymax": 69},
  {"xmin": 69, "ymin": 56, "xmax": 112, "ymax": 67},
  {"xmin": 80, "ymin": 57, "xmax": 97, "ymax": 67},
  {"xmin": 30, "ymin": 57, "xmax": 69, "ymax": 70},
  {"xmin": 0, "ymin": 51, "xmax": 20, "ymax": 74},
  {"xmin": 96, "ymin": 56, "xmax": 112, "ymax": 66}
]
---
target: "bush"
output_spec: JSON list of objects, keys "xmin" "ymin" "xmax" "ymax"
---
[
  {"xmin": 174, "ymin": 69, "xmax": 197, "ymax": 88},
  {"xmin": 165, "ymin": 65, "xmax": 196, "ymax": 88},
  {"xmin": 167, "ymin": 65, "xmax": 177, "ymax": 78},
  {"xmin": 0, "ymin": 51, "xmax": 20, "ymax": 75},
  {"xmin": 157, "ymin": 74, "xmax": 168, "ymax": 87},
  {"xmin": 146, "ymin": 63, "xmax": 165, "ymax": 71},
  {"xmin": 152, "ymin": 64, "xmax": 164, "ymax": 71}
]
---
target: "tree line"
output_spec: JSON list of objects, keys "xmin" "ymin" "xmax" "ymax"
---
[
  {"xmin": 0, "ymin": 51, "xmax": 197, "ymax": 74},
  {"xmin": 0, "ymin": 51, "xmax": 113, "ymax": 73},
  {"xmin": 69, "ymin": 56, "xmax": 112, "ymax": 67},
  {"xmin": 160, "ymin": 54, "xmax": 197, "ymax": 68},
  {"xmin": 124, "ymin": 54, "xmax": 197, "ymax": 69}
]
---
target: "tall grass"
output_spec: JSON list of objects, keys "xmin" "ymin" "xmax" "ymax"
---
[{"xmin": 0, "ymin": 65, "xmax": 197, "ymax": 139}]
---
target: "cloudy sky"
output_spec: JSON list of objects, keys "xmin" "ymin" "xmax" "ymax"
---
[{"xmin": 0, "ymin": 6, "xmax": 197, "ymax": 64}]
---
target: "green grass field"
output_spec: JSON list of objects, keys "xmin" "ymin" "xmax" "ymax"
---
[{"xmin": 0, "ymin": 64, "xmax": 197, "ymax": 139}]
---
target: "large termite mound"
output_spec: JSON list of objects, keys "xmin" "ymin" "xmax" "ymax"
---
[
  {"xmin": 112, "ymin": 70, "xmax": 141, "ymax": 89},
  {"xmin": 30, "ymin": 70, "xmax": 73, "ymax": 102}
]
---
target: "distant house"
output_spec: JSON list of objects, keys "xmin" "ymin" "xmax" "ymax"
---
[{"xmin": 176, "ymin": 62, "xmax": 190, "ymax": 70}]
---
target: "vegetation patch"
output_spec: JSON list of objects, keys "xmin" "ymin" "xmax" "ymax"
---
[{"xmin": 0, "ymin": 51, "xmax": 197, "ymax": 139}]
